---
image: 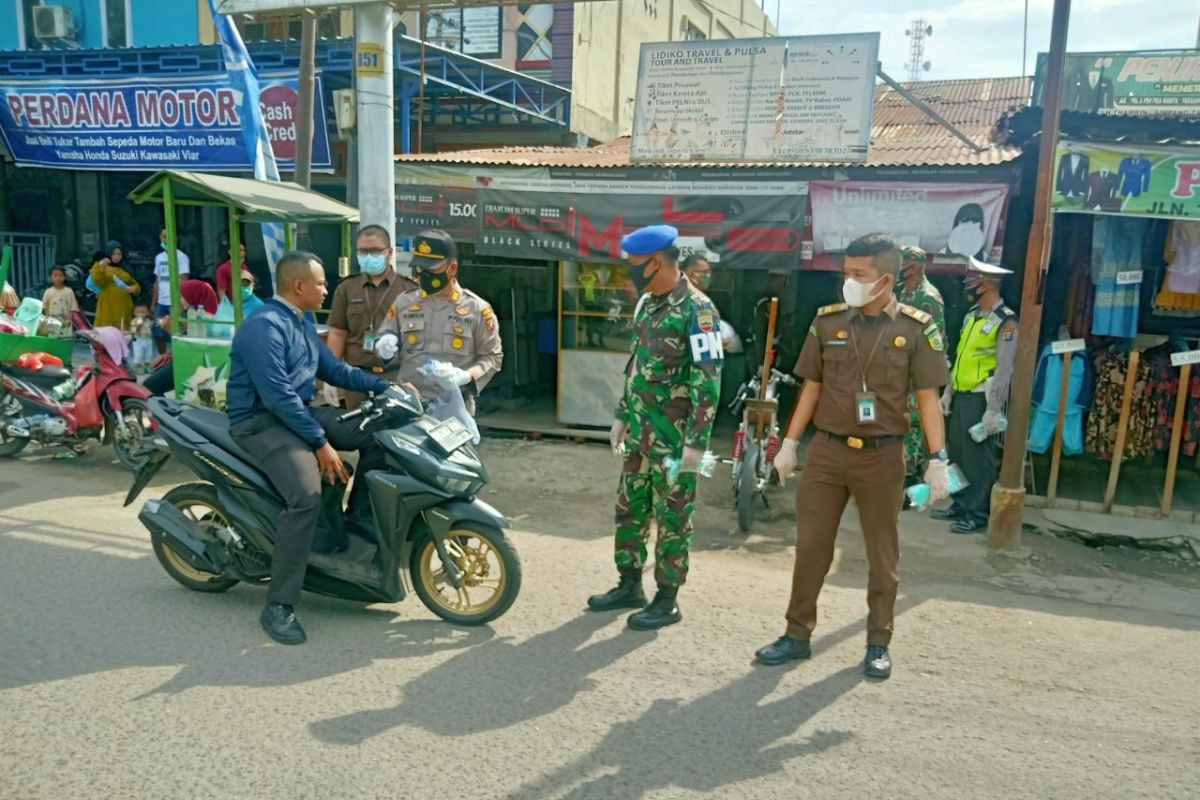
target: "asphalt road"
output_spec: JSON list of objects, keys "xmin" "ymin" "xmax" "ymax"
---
[{"xmin": 2, "ymin": 439, "xmax": 1198, "ymax": 799}]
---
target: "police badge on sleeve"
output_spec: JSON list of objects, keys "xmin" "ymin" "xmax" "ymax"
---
[{"xmin": 689, "ymin": 304, "xmax": 724, "ymax": 364}]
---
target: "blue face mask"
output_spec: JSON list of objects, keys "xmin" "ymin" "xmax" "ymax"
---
[
  {"xmin": 358, "ymin": 254, "xmax": 388, "ymax": 276},
  {"xmin": 241, "ymin": 286, "xmax": 254, "ymax": 302}
]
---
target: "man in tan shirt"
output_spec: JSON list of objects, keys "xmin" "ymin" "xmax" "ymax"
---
[
  {"xmin": 324, "ymin": 224, "xmax": 417, "ymax": 410},
  {"xmin": 754, "ymin": 233, "xmax": 951, "ymax": 681},
  {"xmin": 375, "ymin": 230, "xmax": 502, "ymax": 415}
]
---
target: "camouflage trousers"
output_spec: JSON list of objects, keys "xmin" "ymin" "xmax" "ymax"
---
[
  {"xmin": 903, "ymin": 393, "xmax": 926, "ymax": 480},
  {"xmin": 613, "ymin": 446, "xmax": 697, "ymax": 588}
]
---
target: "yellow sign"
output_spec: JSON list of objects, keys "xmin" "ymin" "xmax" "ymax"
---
[{"xmin": 356, "ymin": 44, "xmax": 384, "ymax": 77}]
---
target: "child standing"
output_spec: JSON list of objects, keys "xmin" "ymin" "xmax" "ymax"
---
[
  {"xmin": 130, "ymin": 304, "xmax": 155, "ymax": 373},
  {"xmin": 41, "ymin": 266, "xmax": 79, "ymax": 332}
]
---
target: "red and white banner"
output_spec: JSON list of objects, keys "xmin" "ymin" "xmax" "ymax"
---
[{"xmin": 809, "ymin": 180, "xmax": 1009, "ymax": 270}]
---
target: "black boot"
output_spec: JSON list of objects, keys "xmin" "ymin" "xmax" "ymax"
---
[
  {"xmin": 627, "ymin": 587, "xmax": 682, "ymax": 630},
  {"xmin": 587, "ymin": 569, "xmax": 647, "ymax": 611}
]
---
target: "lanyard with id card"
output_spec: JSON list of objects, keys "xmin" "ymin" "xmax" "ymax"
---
[{"xmin": 851, "ymin": 320, "xmax": 888, "ymax": 425}]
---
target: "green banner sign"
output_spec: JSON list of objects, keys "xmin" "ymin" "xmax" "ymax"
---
[
  {"xmin": 1051, "ymin": 141, "xmax": 1200, "ymax": 220},
  {"xmin": 172, "ymin": 336, "xmax": 232, "ymax": 411},
  {"xmin": 1035, "ymin": 50, "xmax": 1200, "ymax": 116}
]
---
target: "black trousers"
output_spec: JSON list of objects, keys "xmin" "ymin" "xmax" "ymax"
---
[
  {"xmin": 231, "ymin": 406, "xmax": 385, "ymax": 606},
  {"xmin": 947, "ymin": 391, "xmax": 998, "ymax": 524}
]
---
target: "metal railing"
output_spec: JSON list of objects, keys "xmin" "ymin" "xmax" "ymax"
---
[{"xmin": 1, "ymin": 232, "xmax": 56, "ymax": 296}]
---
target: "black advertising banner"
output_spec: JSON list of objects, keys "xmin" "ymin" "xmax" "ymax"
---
[
  {"xmin": 395, "ymin": 183, "xmax": 478, "ymax": 241},
  {"xmin": 473, "ymin": 176, "xmax": 808, "ymax": 269}
]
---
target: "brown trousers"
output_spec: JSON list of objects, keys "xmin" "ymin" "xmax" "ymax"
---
[{"xmin": 785, "ymin": 432, "xmax": 906, "ymax": 646}]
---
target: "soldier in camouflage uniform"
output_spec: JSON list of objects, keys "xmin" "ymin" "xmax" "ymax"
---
[
  {"xmin": 587, "ymin": 225, "xmax": 723, "ymax": 631},
  {"xmin": 897, "ymin": 246, "xmax": 947, "ymax": 492}
]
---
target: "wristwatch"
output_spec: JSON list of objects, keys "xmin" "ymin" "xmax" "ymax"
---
[{"xmin": 929, "ymin": 449, "xmax": 949, "ymax": 462}]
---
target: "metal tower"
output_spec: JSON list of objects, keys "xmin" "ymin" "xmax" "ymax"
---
[{"xmin": 905, "ymin": 19, "xmax": 933, "ymax": 82}]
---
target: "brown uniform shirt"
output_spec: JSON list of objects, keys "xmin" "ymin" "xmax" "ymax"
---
[
  {"xmin": 795, "ymin": 297, "xmax": 948, "ymax": 438},
  {"xmin": 327, "ymin": 270, "xmax": 416, "ymax": 368},
  {"xmin": 377, "ymin": 284, "xmax": 503, "ymax": 401}
]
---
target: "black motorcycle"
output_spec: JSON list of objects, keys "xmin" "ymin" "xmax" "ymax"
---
[{"xmin": 124, "ymin": 387, "xmax": 521, "ymax": 625}]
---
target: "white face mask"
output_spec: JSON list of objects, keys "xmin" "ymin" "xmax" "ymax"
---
[{"xmin": 842, "ymin": 276, "xmax": 883, "ymax": 308}]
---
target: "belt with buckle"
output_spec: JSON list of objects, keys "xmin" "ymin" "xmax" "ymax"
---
[{"xmin": 819, "ymin": 430, "xmax": 904, "ymax": 450}]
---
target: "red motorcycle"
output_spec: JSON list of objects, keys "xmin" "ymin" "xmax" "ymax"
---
[{"xmin": 0, "ymin": 315, "xmax": 153, "ymax": 469}]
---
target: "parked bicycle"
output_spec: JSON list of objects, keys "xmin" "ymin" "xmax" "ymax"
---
[{"xmin": 728, "ymin": 365, "xmax": 798, "ymax": 532}]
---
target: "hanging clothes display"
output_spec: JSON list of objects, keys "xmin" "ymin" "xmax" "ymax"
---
[
  {"xmin": 1085, "ymin": 347, "xmax": 1155, "ymax": 461},
  {"xmin": 1144, "ymin": 346, "xmax": 1200, "ymax": 458},
  {"xmin": 1028, "ymin": 344, "xmax": 1093, "ymax": 455},
  {"xmin": 1090, "ymin": 217, "xmax": 1144, "ymax": 338},
  {"xmin": 1153, "ymin": 221, "xmax": 1200, "ymax": 312}
]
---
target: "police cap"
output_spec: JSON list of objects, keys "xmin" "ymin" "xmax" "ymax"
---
[
  {"xmin": 411, "ymin": 229, "xmax": 458, "ymax": 270},
  {"xmin": 621, "ymin": 225, "xmax": 678, "ymax": 256},
  {"xmin": 966, "ymin": 255, "xmax": 1013, "ymax": 276}
]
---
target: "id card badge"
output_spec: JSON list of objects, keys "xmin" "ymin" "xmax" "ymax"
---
[
  {"xmin": 856, "ymin": 392, "xmax": 877, "ymax": 424},
  {"xmin": 363, "ymin": 332, "xmax": 376, "ymax": 353}
]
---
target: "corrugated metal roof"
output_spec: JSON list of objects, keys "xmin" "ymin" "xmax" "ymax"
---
[{"xmin": 396, "ymin": 76, "xmax": 1032, "ymax": 169}]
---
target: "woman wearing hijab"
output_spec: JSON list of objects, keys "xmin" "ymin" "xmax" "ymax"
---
[{"xmin": 90, "ymin": 240, "xmax": 140, "ymax": 330}]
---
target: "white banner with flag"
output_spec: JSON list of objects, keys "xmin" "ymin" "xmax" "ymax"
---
[{"xmin": 207, "ymin": 0, "xmax": 287, "ymax": 281}]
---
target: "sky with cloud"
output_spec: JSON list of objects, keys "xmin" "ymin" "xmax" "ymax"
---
[{"xmin": 777, "ymin": 1, "xmax": 1196, "ymax": 81}]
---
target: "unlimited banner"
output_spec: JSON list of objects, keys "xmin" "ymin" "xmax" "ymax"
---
[
  {"xmin": 0, "ymin": 73, "xmax": 332, "ymax": 171},
  {"xmin": 809, "ymin": 181, "xmax": 1009, "ymax": 266},
  {"xmin": 473, "ymin": 176, "xmax": 808, "ymax": 269},
  {"xmin": 1051, "ymin": 141, "xmax": 1200, "ymax": 220}
]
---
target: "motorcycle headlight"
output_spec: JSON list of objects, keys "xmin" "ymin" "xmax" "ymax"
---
[{"xmin": 435, "ymin": 461, "xmax": 482, "ymax": 495}]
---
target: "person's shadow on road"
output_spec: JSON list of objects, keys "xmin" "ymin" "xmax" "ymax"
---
[
  {"xmin": 309, "ymin": 612, "xmax": 651, "ymax": 745},
  {"xmin": 504, "ymin": 665, "xmax": 861, "ymax": 800}
]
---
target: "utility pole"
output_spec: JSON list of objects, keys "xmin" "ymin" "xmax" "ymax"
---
[
  {"xmin": 988, "ymin": 0, "xmax": 1072, "ymax": 550},
  {"xmin": 354, "ymin": 3, "xmax": 396, "ymax": 246}
]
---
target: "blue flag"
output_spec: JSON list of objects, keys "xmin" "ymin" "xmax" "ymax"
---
[{"xmin": 206, "ymin": 0, "xmax": 287, "ymax": 281}]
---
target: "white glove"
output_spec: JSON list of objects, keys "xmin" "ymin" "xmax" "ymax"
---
[
  {"xmin": 679, "ymin": 446, "xmax": 704, "ymax": 473},
  {"xmin": 772, "ymin": 438, "xmax": 799, "ymax": 483},
  {"xmin": 375, "ymin": 333, "xmax": 398, "ymax": 361},
  {"xmin": 940, "ymin": 386, "xmax": 952, "ymax": 417},
  {"xmin": 321, "ymin": 382, "xmax": 340, "ymax": 407},
  {"xmin": 610, "ymin": 419, "xmax": 628, "ymax": 456},
  {"xmin": 427, "ymin": 359, "xmax": 472, "ymax": 387},
  {"xmin": 924, "ymin": 458, "xmax": 951, "ymax": 505},
  {"xmin": 982, "ymin": 408, "xmax": 1003, "ymax": 431}
]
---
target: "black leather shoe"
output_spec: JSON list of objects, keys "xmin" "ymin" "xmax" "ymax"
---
[
  {"xmin": 587, "ymin": 571, "xmax": 647, "ymax": 611},
  {"xmin": 864, "ymin": 645, "xmax": 891, "ymax": 679},
  {"xmin": 627, "ymin": 587, "xmax": 681, "ymax": 630},
  {"xmin": 261, "ymin": 603, "xmax": 307, "ymax": 645},
  {"xmin": 952, "ymin": 518, "xmax": 985, "ymax": 534},
  {"xmin": 755, "ymin": 635, "xmax": 812, "ymax": 666},
  {"xmin": 931, "ymin": 507, "xmax": 964, "ymax": 521}
]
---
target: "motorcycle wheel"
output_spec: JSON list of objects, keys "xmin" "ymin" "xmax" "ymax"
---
[
  {"xmin": 0, "ymin": 393, "xmax": 29, "ymax": 457},
  {"xmin": 736, "ymin": 440, "xmax": 758, "ymax": 533},
  {"xmin": 410, "ymin": 522, "xmax": 522, "ymax": 625},
  {"xmin": 150, "ymin": 483, "xmax": 238, "ymax": 593},
  {"xmin": 110, "ymin": 397, "xmax": 152, "ymax": 471}
]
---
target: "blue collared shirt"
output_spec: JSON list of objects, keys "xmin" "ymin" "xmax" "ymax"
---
[{"xmin": 227, "ymin": 298, "xmax": 388, "ymax": 449}]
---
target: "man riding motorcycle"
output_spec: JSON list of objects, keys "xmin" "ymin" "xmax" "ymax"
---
[{"xmin": 226, "ymin": 250, "xmax": 390, "ymax": 646}]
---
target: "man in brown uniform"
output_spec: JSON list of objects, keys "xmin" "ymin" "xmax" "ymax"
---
[
  {"xmin": 375, "ymin": 230, "xmax": 503, "ymax": 414},
  {"xmin": 324, "ymin": 224, "xmax": 417, "ymax": 410},
  {"xmin": 754, "ymin": 233, "xmax": 951, "ymax": 680}
]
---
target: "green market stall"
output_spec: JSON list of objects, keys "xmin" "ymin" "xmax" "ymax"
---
[{"xmin": 128, "ymin": 170, "xmax": 359, "ymax": 409}]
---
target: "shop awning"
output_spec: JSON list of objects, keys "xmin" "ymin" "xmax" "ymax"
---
[{"xmin": 127, "ymin": 170, "xmax": 359, "ymax": 224}]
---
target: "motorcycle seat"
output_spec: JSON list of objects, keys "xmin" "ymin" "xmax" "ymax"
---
[
  {"xmin": 6, "ymin": 365, "xmax": 72, "ymax": 384},
  {"xmin": 179, "ymin": 407, "xmax": 262, "ymax": 468}
]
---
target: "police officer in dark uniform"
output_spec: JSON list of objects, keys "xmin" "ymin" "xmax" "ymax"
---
[
  {"xmin": 324, "ymin": 224, "xmax": 417, "ymax": 410},
  {"xmin": 932, "ymin": 256, "xmax": 1017, "ymax": 533},
  {"xmin": 754, "ymin": 233, "xmax": 950, "ymax": 680}
]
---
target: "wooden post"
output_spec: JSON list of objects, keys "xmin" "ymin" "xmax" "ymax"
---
[
  {"xmin": 1162, "ymin": 362, "xmax": 1192, "ymax": 516},
  {"xmin": 1102, "ymin": 349, "xmax": 1140, "ymax": 512},
  {"xmin": 989, "ymin": 0, "xmax": 1072, "ymax": 549},
  {"xmin": 1046, "ymin": 351, "xmax": 1072, "ymax": 505},
  {"xmin": 756, "ymin": 297, "xmax": 778, "ymax": 441}
]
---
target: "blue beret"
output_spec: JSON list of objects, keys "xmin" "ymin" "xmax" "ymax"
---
[{"xmin": 621, "ymin": 225, "xmax": 678, "ymax": 256}]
